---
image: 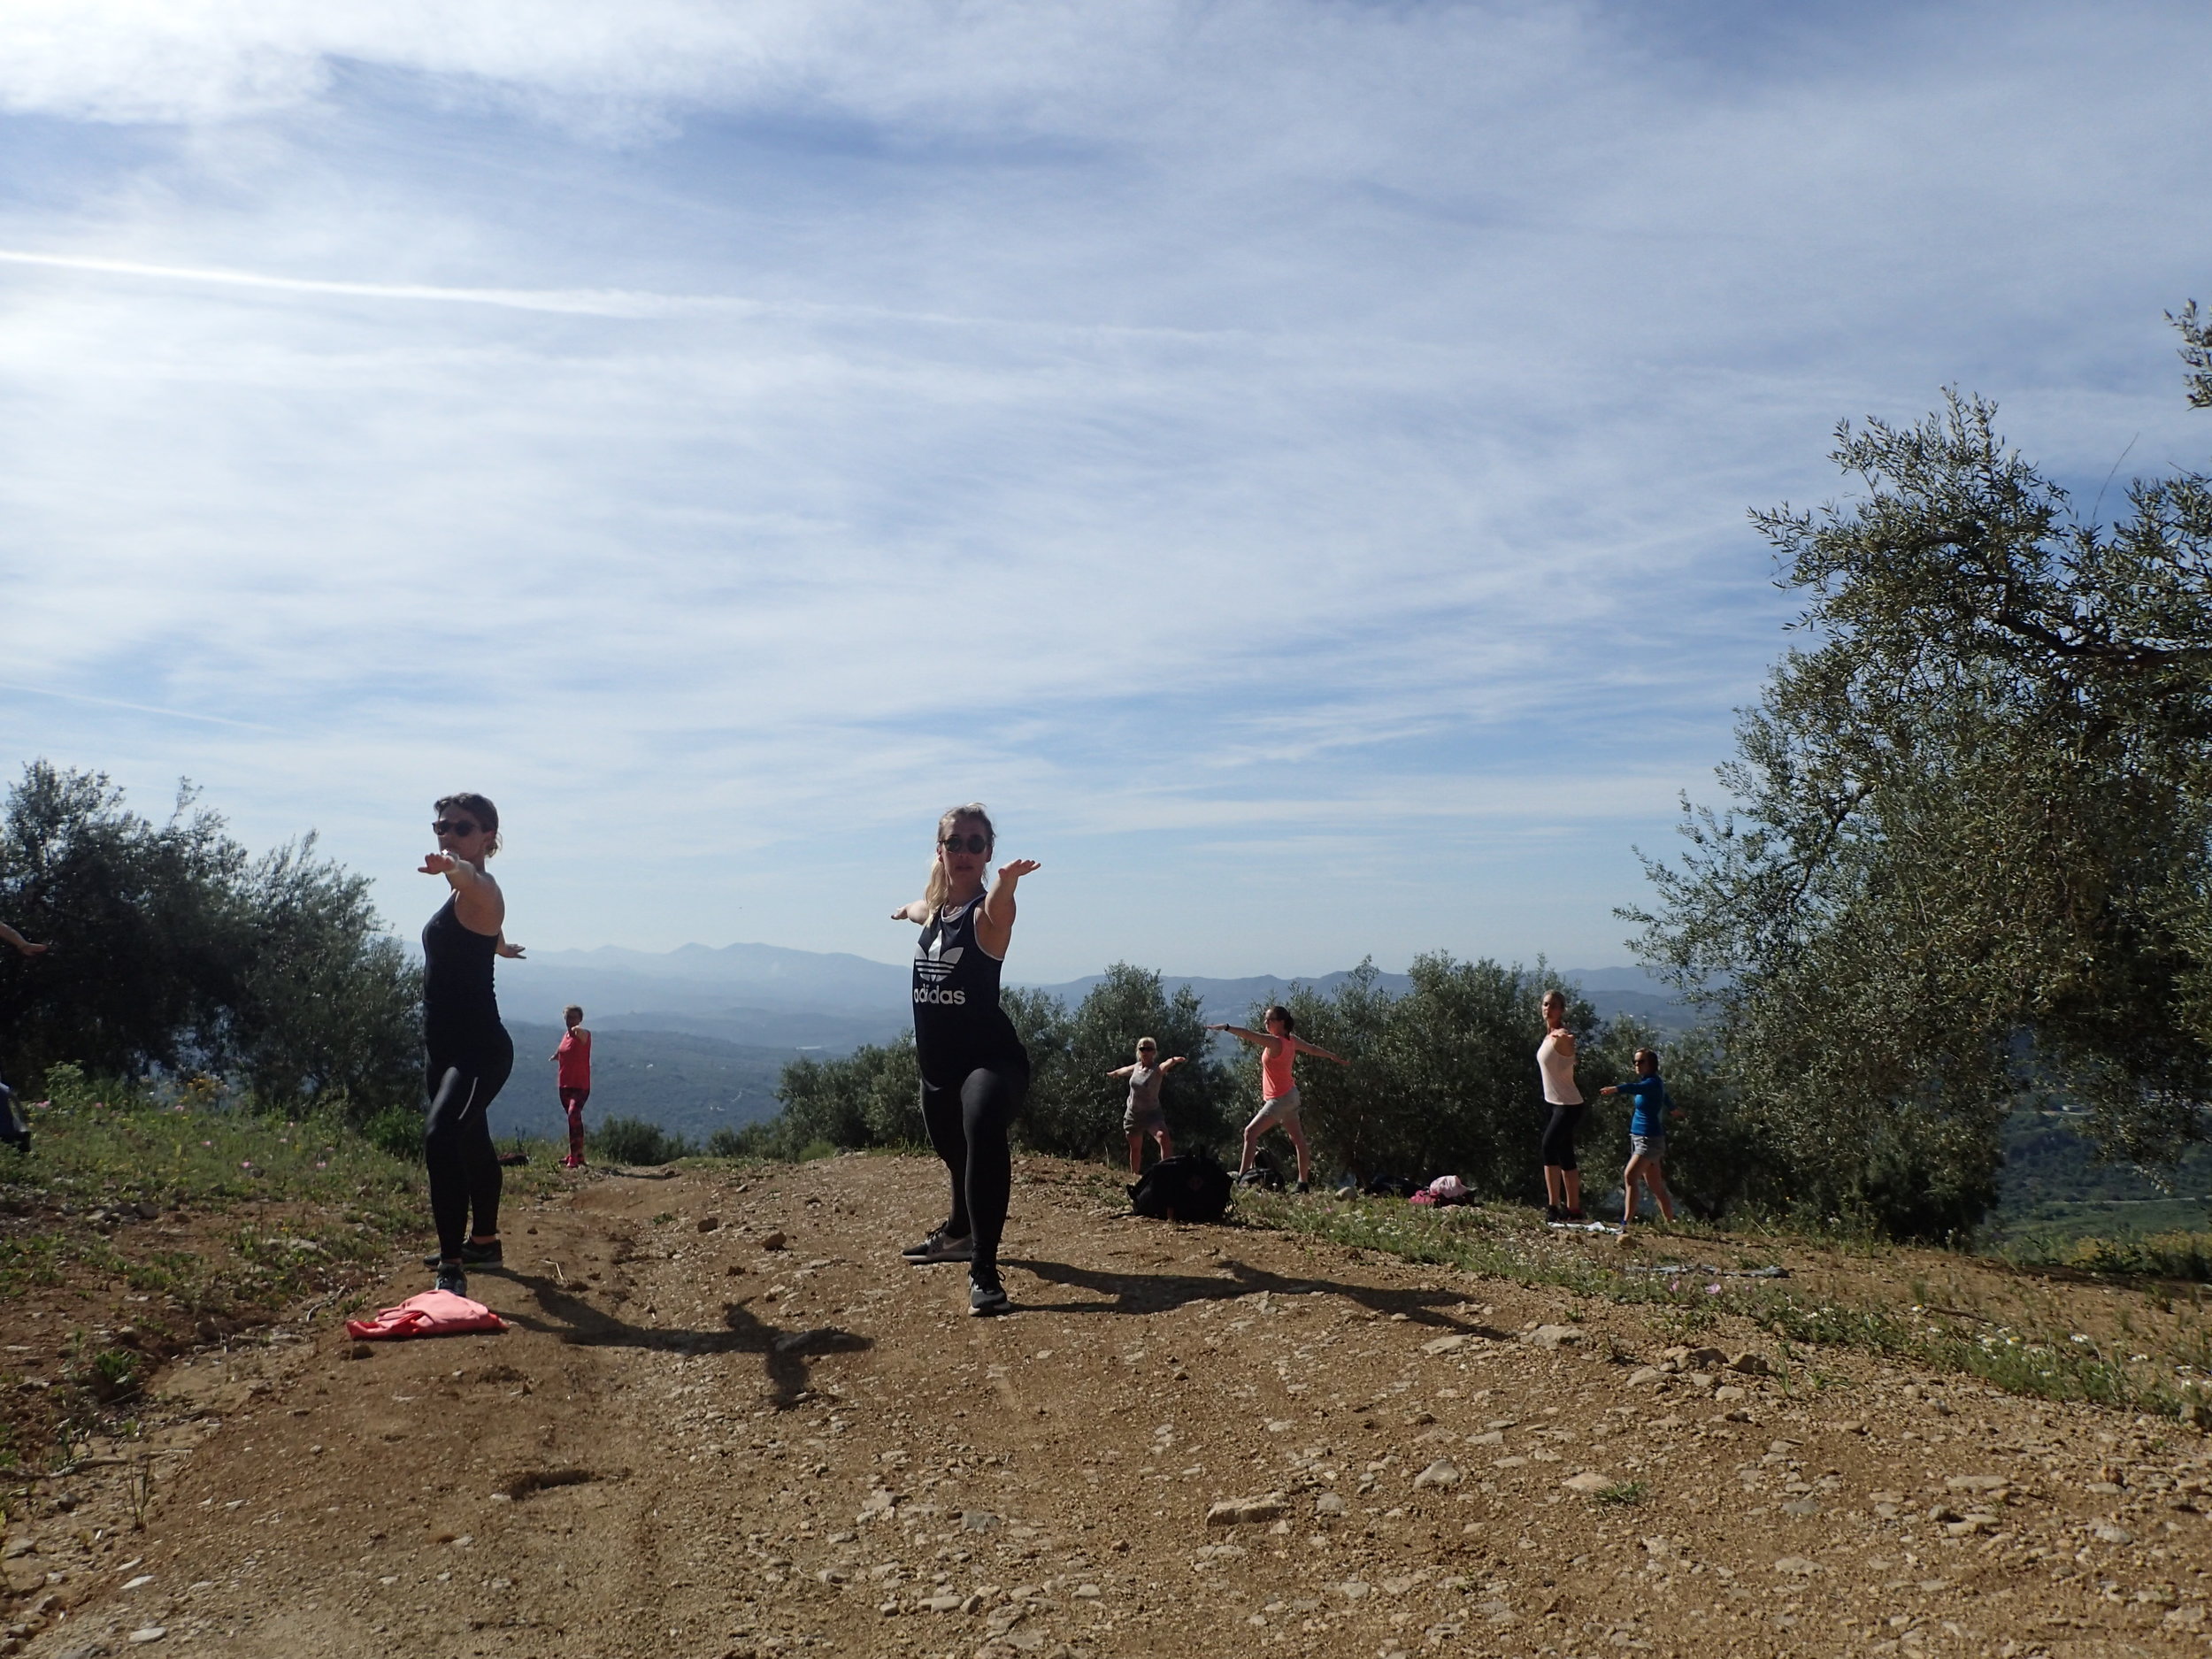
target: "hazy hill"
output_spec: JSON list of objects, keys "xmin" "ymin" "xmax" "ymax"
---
[
  {"xmin": 495, "ymin": 941, "xmax": 1693, "ymax": 1050},
  {"xmin": 485, "ymin": 1021, "xmax": 792, "ymax": 1147}
]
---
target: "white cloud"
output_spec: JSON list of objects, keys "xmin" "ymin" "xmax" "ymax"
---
[{"xmin": 3, "ymin": 3, "xmax": 2209, "ymax": 977}]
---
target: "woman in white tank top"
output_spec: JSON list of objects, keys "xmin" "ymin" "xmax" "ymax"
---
[{"xmin": 1536, "ymin": 988, "xmax": 1586, "ymax": 1222}]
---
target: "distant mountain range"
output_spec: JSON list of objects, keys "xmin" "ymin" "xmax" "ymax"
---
[
  {"xmin": 495, "ymin": 941, "xmax": 1692, "ymax": 1053},
  {"xmin": 478, "ymin": 944, "xmax": 1691, "ymax": 1145}
]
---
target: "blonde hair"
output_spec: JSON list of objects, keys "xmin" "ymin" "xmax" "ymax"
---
[
  {"xmin": 921, "ymin": 803, "xmax": 995, "ymax": 918},
  {"xmin": 1137, "ymin": 1036, "xmax": 1158, "ymax": 1051}
]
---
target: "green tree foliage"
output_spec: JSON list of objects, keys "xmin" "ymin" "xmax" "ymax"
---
[
  {"xmin": 218, "ymin": 835, "xmax": 425, "ymax": 1112},
  {"xmin": 761, "ymin": 1034, "xmax": 925, "ymax": 1157},
  {"xmin": 1025, "ymin": 964, "xmax": 1238, "ymax": 1159},
  {"xmin": 755, "ymin": 966, "xmax": 1239, "ymax": 1162},
  {"xmin": 1628, "ymin": 334, "xmax": 2212, "ymax": 1237},
  {"xmin": 1265, "ymin": 957, "xmax": 1622, "ymax": 1193},
  {"xmin": 0, "ymin": 761, "xmax": 421, "ymax": 1116}
]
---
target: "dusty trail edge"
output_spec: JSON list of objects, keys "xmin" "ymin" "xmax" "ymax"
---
[{"xmin": 11, "ymin": 1154, "xmax": 2211, "ymax": 1659}]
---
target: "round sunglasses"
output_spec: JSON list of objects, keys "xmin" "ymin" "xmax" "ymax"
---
[
  {"xmin": 432, "ymin": 818, "xmax": 482, "ymax": 838},
  {"xmin": 939, "ymin": 833, "xmax": 990, "ymax": 854}
]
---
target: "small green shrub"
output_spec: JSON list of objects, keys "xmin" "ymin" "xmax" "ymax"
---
[
  {"xmin": 704, "ymin": 1126, "xmax": 757, "ymax": 1159},
  {"xmin": 363, "ymin": 1106, "xmax": 425, "ymax": 1164},
  {"xmin": 591, "ymin": 1116, "xmax": 695, "ymax": 1166}
]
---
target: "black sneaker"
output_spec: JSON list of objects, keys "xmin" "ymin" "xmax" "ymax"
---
[
  {"xmin": 421, "ymin": 1240, "xmax": 503, "ymax": 1268},
  {"xmin": 1294, "ymin": 1179, "xmax": 1311, "ymax": 1195},
  {"xmin": 434, "ymin": 1265, "xmax": 468, "ymax": 1297},
  {"xmin": 1545, "ymin": 1203, "xmax": 1564, "ymax": 1224},
  {"xmin": 902, "ymin": 1229, "xmax": 973, "ymax": 1264},
  {"xmin": 1565, "ymin": 1209, "xmax": 1586, "ymax": 1223},
  {"xmin": 968, "ymin": 1269, "xmax": 1010, "ymax": 1317}
]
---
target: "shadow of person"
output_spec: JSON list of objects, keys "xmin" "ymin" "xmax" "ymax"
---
[
  {"xmin": 1000, "ymin": 1254, "xmax": 1509, "ymax": 1336},
  {"xmin": 500, "ymin": 1268, "xmax": 872, "ymax": 1409}
]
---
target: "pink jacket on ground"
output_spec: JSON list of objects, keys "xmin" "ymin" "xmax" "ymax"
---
[{"xmin": 345, "ymin": 1289, "xmax": 507, "ymax": 1340}]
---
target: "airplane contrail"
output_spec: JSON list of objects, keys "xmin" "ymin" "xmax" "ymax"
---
[
  {"xmin": 0, "ymin": 247, "xmax": 697, "ymax": 318},
  {"xmin": 0, "ymin": 246, "xmax": 1263, "ymax": 345}
]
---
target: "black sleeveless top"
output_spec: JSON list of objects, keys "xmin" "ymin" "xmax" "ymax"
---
[
  {"xmin": 422, "ymin": 894, "xmax": 503, "ymax": 1057},
  {"xmin": 911, "ymin": 892, "xmax": 1025, "ymax": 1079}
]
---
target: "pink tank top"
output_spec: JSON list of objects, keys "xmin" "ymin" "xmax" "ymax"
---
[{"xmin": 1262, "ymin": 1039, "xmax": 1296, "ymax": 1101}]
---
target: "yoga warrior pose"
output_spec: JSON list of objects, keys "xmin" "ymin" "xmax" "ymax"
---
[
  {"xmin": 552, "ymin": 1004, "xmax": 591, "ymax": 1168},
  {"xmin": 892, "ymin": 803, "xmax": 1039, "ymax": 1317},
  {"xmin": 0, "ymin": 921, "xmax": 46, "ymax": 1156},
  {"xmin": 1210, "ymin": 1007, "xmax": 1347, "ymax": 1193},
  {"xmin": 1599, "ymin": 1047, "xmax": 1683, "ymax": 1228},
  {"xmin": 419, "ymin": 794, "xmax": 523, "ymax": 1295},
  {"xmin": 1108, "ymin": 1038, "xmax": 1187, "ymax": 1175},
  {"xmin": 1537, "ymin": 988, "xmax": 1585, "ymax": 1222}
]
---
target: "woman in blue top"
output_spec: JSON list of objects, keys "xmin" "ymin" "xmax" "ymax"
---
[{"xmin": 1599, "ymin": 1048, "xmax": 1682, "ymax": 1229}]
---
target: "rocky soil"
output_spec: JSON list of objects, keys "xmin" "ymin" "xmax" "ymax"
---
[{"xmin": 7, "ymin": 1154, "xmax": 2212, "ymax": 1657}]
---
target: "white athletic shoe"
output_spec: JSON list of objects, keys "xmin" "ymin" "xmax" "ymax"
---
[{"xmin": 902, "ymin": 1229, "xmax": 974, "ymax": 1264}]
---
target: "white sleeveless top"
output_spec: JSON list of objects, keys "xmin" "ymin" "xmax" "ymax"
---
[{"xmin": 1536, "ymin": 1031, "xmax": 1582, "ymax": 1106}]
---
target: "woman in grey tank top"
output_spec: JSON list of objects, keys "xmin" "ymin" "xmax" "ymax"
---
[{"xmin": 1107, "ymin": 1037, "xmax": 1187, "ymax": 1175}]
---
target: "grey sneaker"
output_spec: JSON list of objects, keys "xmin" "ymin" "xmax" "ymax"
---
[
  {"xmin": 968, "ymin": 1270, "xmax": 1010, "ymax": 1317},
  {"xmin": 902, "ymin": 1229, "xmax": 974, "ymax": 1264},
  {"xmin": 434, "ymin": 1265, "xmax": 468, "ymax": 1297}
]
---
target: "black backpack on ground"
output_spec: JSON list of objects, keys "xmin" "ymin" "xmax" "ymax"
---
[{"xmin": 1129, "ymin": 1155, "xmax": 1233, "ymax": 1224}]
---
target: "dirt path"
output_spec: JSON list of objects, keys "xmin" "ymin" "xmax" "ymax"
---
[{"xmin": 12, "ymin": 1155, "xmax": 2212, "ymax": 1657}]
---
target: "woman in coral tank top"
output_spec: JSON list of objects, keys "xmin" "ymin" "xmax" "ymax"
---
[
  {"xmin": 1210, "ymin": 1005, "xmax": 1348, "ymax": 1193},
  {"xmin": 552, "ymin": 1004, "xmax": 591, "ymax": 1169}
]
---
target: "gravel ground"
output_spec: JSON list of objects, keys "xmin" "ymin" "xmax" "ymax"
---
[{"xmin": 10, "ymin": 1154, "xmax": 2212, "ymax": 1658}]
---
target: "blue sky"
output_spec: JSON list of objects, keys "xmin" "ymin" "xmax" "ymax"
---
[{"xmin": 2, "ymin": 2, "xmax": 2208, "ymax": 981}]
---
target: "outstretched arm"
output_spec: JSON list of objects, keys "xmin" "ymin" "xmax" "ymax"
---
[
  {"xmin": 890, "ymin": 899, "xmax": 931, "ymax": 925},
  {"xmin": 1209, "ymin": 1025, "xmax": 1286, "ymax": 1058},
  {"xmin": 1291, "ymin": 1035, "xmax": 1348, "ymax": 1065},
  {"xmin": 419, "ymin": 851, "xmax": 504, "ymax": 934},
  {"xmin": 976, "ymin": 859, "xmax": 1040, "ymax": 957},
  {"xmin": 0, "ymin": 922, "xmax": 47, "ymax": 957},
  {"xmin": 1106, "ymin": 1064, "xmax": 1139, "ymax": 1079},
  {"xmin": 1160, "ymin": 1055, "xmax": 1190, "ymax": 1070}
]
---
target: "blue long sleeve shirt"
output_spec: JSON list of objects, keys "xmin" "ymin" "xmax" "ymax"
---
[{"xmin": 1616, "ymin": 1073, "xmax": 1671, "ymax": 1138}]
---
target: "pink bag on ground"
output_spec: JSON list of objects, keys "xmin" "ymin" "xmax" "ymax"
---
[
  {"xmin": 1427, "ymin": 1174, "xmax": 1468, "ymax": 1203},
  {"xmin": 345, "ymin": 1289, "xmax": 507, "ymax": 1340}
]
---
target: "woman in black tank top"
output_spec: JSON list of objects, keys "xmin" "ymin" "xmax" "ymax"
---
[
  {"xmin": 418, "ymin": 793, "xmax": 523, "ymax": 1297},
  {"xmin": 891, "ymin": 803, "xmax": 1039, "ymax": 1317}
]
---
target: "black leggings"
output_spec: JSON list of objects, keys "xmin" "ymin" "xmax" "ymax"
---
[
  {"xmin": 425, "ymin": 1038, "xmax": 513, "ymax": 1262},
  {"xmin": 0, "ymin": 1080, "xmax": 25, "ymax": 1152},
  {"xmin": 1540, "ymin": 1103, "xmax": 1585, "ymax": 1171},
  {"xmin": 919, "ymin": 1056, "xmax": 1027, "ymax": 1272}
]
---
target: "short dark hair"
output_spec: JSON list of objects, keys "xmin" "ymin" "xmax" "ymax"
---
[
  {"xmin": 1263, "ymin": 1004, "xmax": 1295, "ymax": 1033},
  {"xmin": 1635, "ymin": 1048, "xmax": 1660, "ymax": 1070},
  {"xmin": 434, "ymin": 792, "xmax": 501, "ymax": 856}
]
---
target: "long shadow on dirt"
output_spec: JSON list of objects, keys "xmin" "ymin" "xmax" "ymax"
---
[
  {"xmin": 498, "ymin": 1269, "xmax": 871, "ymax": 1408},
  {"xmin": 1002, "ymin": 1256, "xmax": 1511, "ymax": 1336}
]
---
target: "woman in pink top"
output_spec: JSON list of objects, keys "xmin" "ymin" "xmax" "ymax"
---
[
  {"xmin": 552, "ymin": 1004, "xmax": 591, "ymax": 1169},
  {"xmin": 1209, "ymin": 1005, "xmax": 1348, "ymax": 1194}
]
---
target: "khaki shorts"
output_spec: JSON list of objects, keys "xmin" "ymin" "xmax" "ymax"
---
[{"xmin": 1249, "ymin": 1087, "xmax": 1302, "ymax": 1132}]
